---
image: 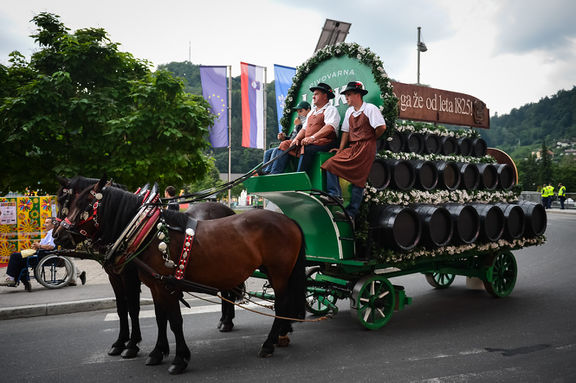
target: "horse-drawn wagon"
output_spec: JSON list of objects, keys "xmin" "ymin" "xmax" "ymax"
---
[{"xmin": 243, "ymin": 43, "xmax": 546, "ymax": 330}]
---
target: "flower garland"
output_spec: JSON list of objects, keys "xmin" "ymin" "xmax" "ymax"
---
[
  {"xmin": 376, "ymin": 150, "xmax": 495, "ymax": 165},
  {"xmin": 364, "ymin": 187, "xmax": 519, "ymax": 206},
  {"xmin": 395, "ymin": 121, "xmax": 481, "ymax": 139},
  {"xmin": 373, "ymin": 235, "xmax": 546, "ymax": 266},
  {"xmin": 280, "ymin": 42, "xmax": 398, "ymax": 136}
]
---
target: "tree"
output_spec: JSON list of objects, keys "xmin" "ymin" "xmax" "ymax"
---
[
  {"xmin": 0, "ymin": 13, "xmax": 214, "ymax": 193},
  {"xmin": 538, "ymin": 141, "xmax": 553, "ymax": 185}
]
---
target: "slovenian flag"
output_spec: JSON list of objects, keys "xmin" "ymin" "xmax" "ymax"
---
[{"xmin": 241, "ymin": 62, "xmax": 265, "ymax": 148}]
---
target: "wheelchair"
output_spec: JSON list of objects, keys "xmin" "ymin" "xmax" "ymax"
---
[{"xmin": 17, "ymin": 252, "xmax": 75, "ymax": 291}]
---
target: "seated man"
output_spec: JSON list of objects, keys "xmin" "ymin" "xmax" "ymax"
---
[
  {"xmin": 321, "ymin": 81, "xmax": 387, "ymax": 220},
  {"xmin": 270, "ymin": 83, "xmax": 340, "ymax": 174},
  {"xmin": 0, "ymin": 217, "xmax": 86, "ymax": 290},
  {"xmin": 262, "ymin": 101, "xmax": 310, "ymax": 174}
]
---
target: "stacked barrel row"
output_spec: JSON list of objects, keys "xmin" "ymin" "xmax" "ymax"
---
[
  {"xmin": 378, "ymin": 130, "xmax": 488, "ymax": 157},
  {"xmin": 368, "ymin": 159, "xmax": 516, "ymax": 191},
  {"xmin": 368, "ymin": 201, "xmax": 547, "ymax": 252}
]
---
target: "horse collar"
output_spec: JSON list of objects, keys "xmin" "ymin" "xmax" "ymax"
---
[{"xmin": 175, "ymin": 218, "xmax": 198, "ymax": 280}]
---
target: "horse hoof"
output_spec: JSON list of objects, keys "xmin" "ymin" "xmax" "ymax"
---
[
  {"xmin": 121, "ymin": 347, "xmax": 139, "ymax": 359},
  {"xmin": 258, "ymin": 345, "xmax": 274, "ymax": 358},
  {"xmin": 276, "ymin": 335, "xmax": 290, "ymax": 347},
  {"xmin": 108, "ymin": 346, "xmax": 125, "ymax": 356},
  {"xmin": 146, "ymin": 355, "xmax": 163, "ymax": 366},
  {"xmin": 168, "ymin": 363, "xmax": 187, "ymax": 375},
  {"xmin": 219, "ymin": 322, "xmax": 234, "ymax": 332}
]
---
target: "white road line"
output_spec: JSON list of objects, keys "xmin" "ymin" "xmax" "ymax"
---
[{"xmin": 104, "ymin": 302, "xmax": 266, "ymax": 321}]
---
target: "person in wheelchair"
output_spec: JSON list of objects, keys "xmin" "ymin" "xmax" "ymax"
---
[{"xmin": 0, "ymin": 217, "xmax": 86, "ymax": 291}]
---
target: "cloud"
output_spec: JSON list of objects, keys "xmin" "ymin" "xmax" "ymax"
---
[{"xmin": 492, "ymin": 0, "xmax": 576, "ymax": 57}]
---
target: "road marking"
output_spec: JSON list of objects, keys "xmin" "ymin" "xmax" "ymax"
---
[{"xmin": 104, "ymin": 302, "xmax": 266, "ymax": 321}]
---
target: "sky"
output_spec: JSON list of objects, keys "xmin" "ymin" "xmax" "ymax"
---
[{"xmin": 1, "ymin": 0, "xmax": 575, "ymax": 116}]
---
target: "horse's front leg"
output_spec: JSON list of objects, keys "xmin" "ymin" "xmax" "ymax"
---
[
  {"xmin": 146, "ymin": 300, "xmax": 169, "ymax": 366},
  {"xmin": 166, "ymin": 294, "xmax": 190, "ymax": 375},
  {"xmin": 122, "ymin": 267, "xmax": 142, "ymax": 359},
  {"xmin": 108, "ymin": 274, "xmax": 130, "ymax": 356}
]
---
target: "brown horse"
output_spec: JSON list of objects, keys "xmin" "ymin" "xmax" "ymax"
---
[
  {"xmin": 54, "ymin": 178, "xmax": 306, "ymax": 375},
  {"xmin": 55, "ymin": 176, "xmax": 238, "ymax": 360}
]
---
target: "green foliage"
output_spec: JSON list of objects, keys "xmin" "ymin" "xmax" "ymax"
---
[
  {"xmin": 481, "ymin": 87, "xmax": 576, "ymax": 151},
  {"xmin": 0, "ymin": 13, "xmax": 214, "ymax": 194}
]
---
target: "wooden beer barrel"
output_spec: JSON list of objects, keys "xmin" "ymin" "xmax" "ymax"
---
[
  {"xmin": 369, "ymin": 205, "xmax": 421, "ymax": 251},
  {"xmin": 457, "ymin": 137, "xmax": 473, "ymax": 156},
  {"xmin": 517, "ymin": 201, "xmax": 547, "ymax": 237},
  {"xmin": 457, "ymin": 162, "xmax": 480, "ymax": 190},
  {"xmin": 389, "ymin": 160, "xmax": 416, "ymax": 191},
  {"xmin": 440, "ymin": 136, "xmax": 458, "ymax": 155},
  {"xmin": 423, "ymin": 133, "xmax": 441, "ymax": 154},
  {"xmin": 471, "ymin": 137, "xmax": 487, "ymax": 157},
  {"xmin": 495, "ymin": 203, "xmax": 525, "ymax": 240},
  {"xmin": 471, "ymin": 203, "xmax": 505, "ymax": 242},
  {"xmin": 411, "ymin": 160, "xmax": 439, "ymax": 190},
  {"xmin": 495, "ymin": 163, "xmax": 515, "ymax": 190},
  {"xmin": 367, "ymin": 158, "xmax": 391, "ymax": 190},
  {"xmin": 445, "ymin": 204, "xmax": 480, "ymax": 244},
  {"xmin": 476, "ymin": 163, "xmax": 498, "ymax": 190},
  {"xmin": 405, "ymin": 132, "xmax": 424, "ymax": 154},
  {"xmin": 385, "ymin": 131, "xmax": 405, "ymax": 153},
  {"xmin": 435, "ymin": 161, "xmax": 461, "ymax": 190},
  {"xmin": 413, "ymin": 205, "xmax": 453, "ymax": 248}
]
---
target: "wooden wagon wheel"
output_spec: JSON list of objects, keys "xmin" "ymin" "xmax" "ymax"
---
[
  {"xmin": 424, "ymin": 272, "xmax": 456, "ymax": 289},
  {"xmin": 350, "ymin": 275, "xmax": 395, "ymax": 330},
  {"xmin": 483, "ymin": 250, "xmax": 517, "ymax": 298},
  {"xmin": 305, "ymin": 266, "xmax": 338, "ymax": 316}
]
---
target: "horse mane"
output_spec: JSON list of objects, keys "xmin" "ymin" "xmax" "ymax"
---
[
  {"xmin": 57, "ymin": 176, "xmax": 125, "ymax": 210},
  {"xmin": 162, "ymin": 208, "xmax": 192, "ymax": 229},
  {"xmin": 98, "ymin": 186, "xmax": 144, "ymax": 245}
]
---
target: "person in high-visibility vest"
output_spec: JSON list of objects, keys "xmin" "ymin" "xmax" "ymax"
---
[
  {"xmin": 548, "ymin": 184, "xmax": 555, "ymax": 208},
  {"xmin": 541, "ymin": 185, "xmax": 548, "ymax": 208},
  {"xmin": 558, "ymin": 183, "xmax": 567, "ymax": 210}
]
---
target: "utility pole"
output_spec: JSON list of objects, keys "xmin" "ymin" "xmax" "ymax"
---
[{"xmin": 417, "ymin": 27, "xmax": 428, "ymax": 84}]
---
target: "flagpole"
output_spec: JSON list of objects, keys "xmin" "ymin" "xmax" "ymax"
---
[
  {"xmin": 263, "ymin": 66, "xmax": 267, "ymax": 151},
  {"xmin": 227, "ymin": 65, "xmax": 232, "ymax": 207}
]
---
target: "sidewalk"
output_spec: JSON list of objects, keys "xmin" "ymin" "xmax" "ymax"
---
[
  {"xmin": 1, "ymin": 207, "xmax": 573, "ymax": 321},
  {"xmin": 0, "ymin": 259, "xmax": 154, "ymax": 320}
]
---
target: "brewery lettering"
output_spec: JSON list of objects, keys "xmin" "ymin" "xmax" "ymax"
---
[{"xmin": 399, "ymin": 90, "xmax": 473, "ymax": 116}]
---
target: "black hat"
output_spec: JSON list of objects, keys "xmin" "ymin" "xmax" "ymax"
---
[
  {"xmin": 342, "ymin": 81, "xmax": 368, "ymax": 96},
  {"xmin": 294, "ymin": 100, "xmax": 311, "ymax": 110},
  {"xmin": 309, "ymin": 82, "xmax": 335, "ymax": 99}
]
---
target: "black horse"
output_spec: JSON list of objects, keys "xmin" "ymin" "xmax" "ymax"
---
[
  {"xmin": 55, "ymin": 178, "xmax": 306, "ymax": 374},
  {"xmin": 55, "ymin": 176, "xmax": 237, "ymax": 360}
]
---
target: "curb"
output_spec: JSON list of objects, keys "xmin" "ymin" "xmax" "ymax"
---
[{"xmin": 0, "ymin": 298, "xmax": 154, "ymax": 320}]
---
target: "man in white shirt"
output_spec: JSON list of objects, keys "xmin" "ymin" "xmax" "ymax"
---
[
  {"xmin": 0, "ymin": 217, "xmax": 86, "ymax": 290},
  {"xmin": 270, "ymin": 83, "xmax": 341, "ymax": 174},
  {"xmin": 321, "ymin": 81, "xmax": 386, "ymax": 220}
]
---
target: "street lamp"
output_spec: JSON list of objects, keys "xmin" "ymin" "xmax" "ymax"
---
[{"xmin": 417, "ymin": 26, "xmax": 427, "ymax": 84}]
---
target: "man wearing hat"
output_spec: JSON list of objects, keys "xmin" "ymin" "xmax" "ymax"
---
[
  {"xmin": 270, "ymin": 82, "xmax": 340, "ymax": 174},
  {"xmin": 321, "ymin": 81, "xmax": 386, "ymax": 219},
  {"xmin": 262, "ymin": 100, "xmax": 310, "ymax": 174}
]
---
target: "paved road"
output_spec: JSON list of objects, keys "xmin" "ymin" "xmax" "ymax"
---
[{"xmin": 0, "ymin": 212, "xmax": 574, "ymax": 382}]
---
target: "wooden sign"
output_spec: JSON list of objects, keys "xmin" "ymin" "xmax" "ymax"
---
[{"xmin": 391, "ymin": 81, "xmax": 490, "ymax": 129}]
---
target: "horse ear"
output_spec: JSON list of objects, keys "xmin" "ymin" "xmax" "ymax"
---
[
  {"xmin": 96, "ymin": 176, "xmax": 107, "ymax": 192},
  {"xmin": 57, "ymin": 176, "xmax": 70, "ymax": 187}
]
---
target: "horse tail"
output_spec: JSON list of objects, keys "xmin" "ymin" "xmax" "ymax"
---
[{"xmin": 285, "ymin": 221, "xmax": 307, "ymax": 320}]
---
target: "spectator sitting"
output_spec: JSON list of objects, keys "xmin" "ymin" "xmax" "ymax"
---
[
  {"xmin": 261, "ymin": 101, "xmax": 311, "ymax": 174},
  {"xmin": 0, "ymin": 217, "xmax": 85, "ymax": 291}
]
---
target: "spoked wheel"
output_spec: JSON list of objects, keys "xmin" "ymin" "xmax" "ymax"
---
[
  {"xmin": 350, "ymin": 275, "xmax": 395, "ymax": 330},
  {"xmin": 305, "ymin": 267, "xmax": 338, "ymax": 316},
  {"xmin": 34, "ymin": 255, "xmax": 74, "ymax": 289},
  {"xmin": 483, "ymin": 250, "xmax": 517, "ymax": 298},
  {"xmin": 424, "ymin": 272, "xmax": 456, "ymax": 289}
]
